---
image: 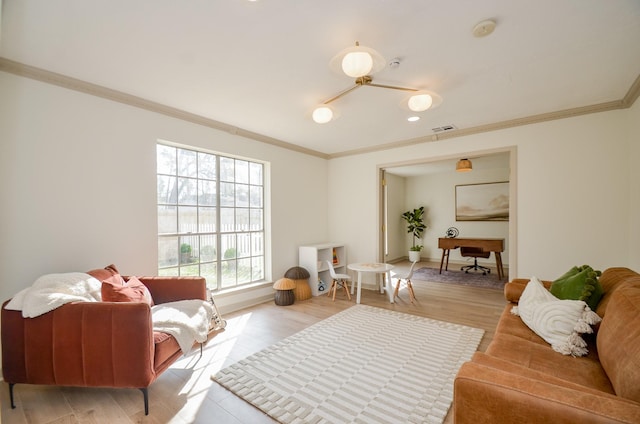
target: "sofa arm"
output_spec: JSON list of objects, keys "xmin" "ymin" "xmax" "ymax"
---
[
  {"xmin": 454, "ymin": 361, "xmax": 640, "ymax": 424},
  {"xmin": 2, "ymin": 301, "xmax": 156, "ymax": 388},
  {"xmin": 504, "ymin": 278, "xmax": 552, "ymax": 303},
  {"xmin": 135, "ymin": 276, "xmax": 207, "ymax": 305}
]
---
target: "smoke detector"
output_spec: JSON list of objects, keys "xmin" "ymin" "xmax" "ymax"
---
[
  {"xmin": 473, "ymin": 19, "xmax": 496, "ymax": 38},
  {"xmin": 389, "ymin": 57, "xmax": 401, "ymax": 68}
]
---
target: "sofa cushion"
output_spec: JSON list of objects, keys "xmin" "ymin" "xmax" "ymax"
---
[
  {"xmin": 486, "ymin": 333, "xmax": 615, "ymax": 394},
  {"xmin": 512, "ymin": 276, "xmax": 601, "ymax": 356},
  {"xmin": 102, "ymin": 276, "xmax": 154, "ymax": 305},
  {"xmin": 597, "ymin": 285, "xmax": 640, "ymax": 403},
  {"xmin": 153, "ymin": 331, "xmax": 182, "ymax": 374},
  {"xmin": 470, "ymin": 351, "xmax": 616, "ymax": 397},
  {"xmin": 550, "ymin": 265, "xmax": 603, "ymax": 310},
  {"xmin": 494, "ymin": 305, "xmax": 551, "ymax": 347}
]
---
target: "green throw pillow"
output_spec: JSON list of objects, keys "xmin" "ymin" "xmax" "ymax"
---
[{"xmin": 550, "ymin": 265, "xmax": 603, "ymax": 310}]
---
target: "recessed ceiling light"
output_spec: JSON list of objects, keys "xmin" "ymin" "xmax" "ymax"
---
[{"xmin": 408, "ymin": 116, "xmax": 420, "ymax": 122}]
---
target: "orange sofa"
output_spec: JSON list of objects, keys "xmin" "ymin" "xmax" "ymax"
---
[
  {"xmin": 1, "ymin": 266, "xmax": 207, "ymax": 415},
  {"xmin": 454, "ymin": 267, "xmax": 640, "ymax": 423}
]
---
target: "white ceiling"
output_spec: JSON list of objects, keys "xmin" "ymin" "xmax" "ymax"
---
[{"xmin": 1, "ymin": 0, "xmax": 639, "ymax": 157}]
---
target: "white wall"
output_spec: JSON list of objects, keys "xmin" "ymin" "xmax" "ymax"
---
[
  {"xmin": 2, "ymin": 70, "xmax": 638, "ymax": 304},
  {"xmin": 0, "ymin": 72, "xmax": 329, "ymax": 310},
  {"xmin": 328, "ymin": 108, "xmax": 636, "ymax": 282}
]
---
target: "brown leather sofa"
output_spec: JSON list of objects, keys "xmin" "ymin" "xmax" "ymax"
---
[
  {"xmin": 454, "ymin": 267, "xmax": 640, "ymax": 423},
  {"xmin": 1, "ymin": 266, "xmax": 207, "ymax": 415}
]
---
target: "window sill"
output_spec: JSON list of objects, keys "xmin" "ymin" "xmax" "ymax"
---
[{"xmin": 212, "ymin": 281, "xmax": 273, "ymax": 298}]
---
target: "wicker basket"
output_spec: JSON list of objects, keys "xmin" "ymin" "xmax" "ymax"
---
[{"xmin": 284, "ymin": 267, "xmax": 312, "ymax": 301}]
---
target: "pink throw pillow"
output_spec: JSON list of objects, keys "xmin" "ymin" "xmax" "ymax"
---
[
  {"xmin": 102, "ymin": 276, "xmax": 154, "ymax": 305},
  {"xmin": 87, "ymin": 263, "xmax": 124, "ymax": 286}
]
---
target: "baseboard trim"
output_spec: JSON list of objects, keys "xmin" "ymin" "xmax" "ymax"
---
[{"xmin": 216, "ymin": 294, "xmax": 273, "ymax": 316}]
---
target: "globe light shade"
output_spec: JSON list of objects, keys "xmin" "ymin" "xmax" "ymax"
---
[
  {"xmin": 408, "ymin": 93, "xmax": 433, "ymax": 112},
  {"xmin": 330, "ymin": 42, "xmax": 385, "ymax": 78},
  {"xmin": 312, "ymin": 105, "xmax": 334, "ymax": 124},
  {"xmin": 402, "ymin": 90, "xmax": 443, "ymax": 112},
  {"xmin": 342, "ymin": 51, "xmax": 373, "ymax": 78}
]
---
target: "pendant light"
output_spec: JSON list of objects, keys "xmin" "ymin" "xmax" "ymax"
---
[{"xmin": 456, "ymin": 158, "xmax": 472, "ymax": 172}]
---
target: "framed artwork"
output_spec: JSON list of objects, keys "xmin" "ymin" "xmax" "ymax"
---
[{"xmin": 455, "ymin": 181, "xmax": 509, "ymax": 221}]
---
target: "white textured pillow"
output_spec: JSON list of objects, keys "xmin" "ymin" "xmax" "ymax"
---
[{"xmin": 511, "ymin": 276, "xmax": 601, "ymax": 356}]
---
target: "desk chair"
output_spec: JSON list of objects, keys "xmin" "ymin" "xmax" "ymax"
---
[
  {"xmin": 392, "ymin": 261, "xmax": 418, "ymax": 303},
  {"xmin": 327, "ymin": 261, "xmax": 352, "ymax": 301},
  {"xmin": 460, "ymin": 247, "xmax": 491, "ymax": 275}
]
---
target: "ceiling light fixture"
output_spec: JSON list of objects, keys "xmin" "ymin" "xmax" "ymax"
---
[
  {"xmin": 312, "ymin": 41, "xmax": 442, "ymax": 123},
  {"xmin": 330, "ymin": 41, "xmax": 386, "ymax": 78},
  {"xmin": 312, "ymin": 105, "xmax": 334, "ymax": 124},
  {"xmin": 407, "ymin": 116, "xmax": 420, "ymax": 122},
  {"xmin": 456, "ymin": 158, "xmax": 473, "ymax": 172},
  {"xmin": 407, "ymin": 92, "xmax": 434, "ymax": 112}
]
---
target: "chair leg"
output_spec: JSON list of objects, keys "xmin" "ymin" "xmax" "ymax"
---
[
  {"xmin": 9, "ymin": 383, "xmax": 16, "ymax": 409},
  {"xmin": 461, "ymin": 258, "xmax": 491, "ymax": 275},
  {"xmin": 327, "ymin": 280, "xmax": 336, "ymax": 298},
  {"xmin": 332, "ymin": 280, "xmax": 338, "ymax": 301},
  {"xmin": 407, "ymin": 279, "xmax": 416, "ymax": 303},
  {"xmin": 342, "ymin": 280, "xmax": 351, "ymax": 300},
  {"xmin": 394, "ymin": 280, "xmax": 401, "ymax": 299}
]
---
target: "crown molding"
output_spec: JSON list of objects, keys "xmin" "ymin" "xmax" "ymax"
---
[
  {"xmin": 622, "ymin": 72, "xmax": 640, "ymax": 108},
  {"xmin": 329, "ymin": 94, "xmax": 634, "ymax": 158},
  {"xmin": 0, "ymin": 57, "xmax": 330, "ymax": 160},
  {"xmin": 1, "ymin": 57, "xmax": 637, "ymax": 161}
]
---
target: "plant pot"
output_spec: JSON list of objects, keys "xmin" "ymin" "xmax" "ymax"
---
[{"xmin": 408, "ymin": 250, "xmax": 421, "ymax": 262}]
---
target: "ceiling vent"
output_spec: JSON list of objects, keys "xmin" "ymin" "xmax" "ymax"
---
[{"xmin": 432, "ymin": 124, "xmax": 457, "ymax": 133}]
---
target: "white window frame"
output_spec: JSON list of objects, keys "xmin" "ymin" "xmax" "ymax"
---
[{"xmin": 156, "ymin": 142, "xmax": 269, "ymax": 291}]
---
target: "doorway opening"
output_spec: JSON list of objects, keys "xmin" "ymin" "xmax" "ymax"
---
[{"xmin": 378, "ymin": 148, "xmax": 517, "ymax": 279}]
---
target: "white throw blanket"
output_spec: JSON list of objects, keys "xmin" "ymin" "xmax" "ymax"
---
[
  {"xmin": 5, "ymin": 272, "xmax": 102, "ymax": 318},
  {"xmin": 152, "ymin": 299, "xmax": 214, "ymax": 354}
]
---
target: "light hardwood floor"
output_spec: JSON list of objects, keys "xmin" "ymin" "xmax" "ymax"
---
[{"xmin": 1, "ymin": 261, "xmax": 508, "ymax": 424}]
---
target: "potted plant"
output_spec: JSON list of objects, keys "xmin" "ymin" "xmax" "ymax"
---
[{"xmin": 401, "ymin": 206, "xmax": 427, "ymax": 262}]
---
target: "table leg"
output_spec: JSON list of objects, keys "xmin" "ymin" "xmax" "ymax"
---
[
  {"xmin": 439, "ymin": 249, "xmax": 452, "ymax": 273},
  {"xmin": 355, "ymin": 271, "xmax": 363, "ymax": 304},
  {"xmin": 495, "ymin": 252, "xmax": 504, "ymax": 280},
  {"xmin": 386, "ymin": 271, "xmax": 394, "ymax": 303}
]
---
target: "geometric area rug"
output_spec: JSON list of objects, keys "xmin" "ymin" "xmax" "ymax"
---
[{"xmin": 212, "ymin": 305, "xmax": 484, "ymax": 424}]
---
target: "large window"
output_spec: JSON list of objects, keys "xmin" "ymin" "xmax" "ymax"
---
[{"xmin": 156, "ymin": 144, "xmax": 265, "ymax": 290}]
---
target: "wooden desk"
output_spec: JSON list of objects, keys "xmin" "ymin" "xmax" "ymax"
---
[{"xmin": 438, "ymin": 237, "xmax": 505, "ymax": 279}]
